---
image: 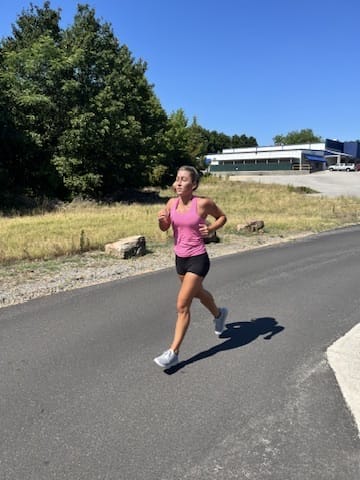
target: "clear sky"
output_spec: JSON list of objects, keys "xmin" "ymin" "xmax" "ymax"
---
[{"xmin": 1, "ymin": 0, "xmax": 360, "ymax": 146}]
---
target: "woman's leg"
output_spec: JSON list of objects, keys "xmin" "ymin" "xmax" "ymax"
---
[
  {"xmin": 197, "ymin": 285, "xmax": 227, "ymax": 335},
  {"xmin": 169, "ymin": 272, "xmax": 204, "ymax": 353},
  {"xmin": 195, "ymin": 286, "xmax": 220, "ymax": 318}
]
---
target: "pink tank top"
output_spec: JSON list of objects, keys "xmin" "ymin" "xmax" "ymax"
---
[{"xmin": 170, "ymin": 196, "xmax": 206, "ymax": 257}]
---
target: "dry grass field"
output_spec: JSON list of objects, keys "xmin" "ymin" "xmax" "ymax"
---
[{"xmin": 1, "ymin": 177, "xmax": 360, "ymax": 265}]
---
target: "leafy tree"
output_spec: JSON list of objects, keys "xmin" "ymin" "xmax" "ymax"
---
[
  {"xmin": 0, "ymin": 86, "xmax": 20, "ymax": 203},
  {"xmin": 6, "ymin": 0, "xmax": 61, "ymax": 49},
  {"xmin": 1, "ymin": 2, "xmax": 168, "ymax": 201},
  {"xmin": 231, "ymin": 134, "xmax": 257, "ymax": 148},
  {"xmin": 186, "ymin": 117, "xmax": 210, "ymax": 170},
  {"xmin": 0, "ymin": 1, "xmax": 65, "ymax": 201},
  {"xmin": 0, "ymin": 1, "xmax": 260, "ymax": 203},
  {"xmin": 273, "ymin": 129, "xmax": 323, "ymax": 145},
  {"xmin": 53, "ymin": 4, "xmax": 167, "ymax": 197},
  {"xmin": 206, "ymin": 130, "xmax": 231, "ymax": 153},
  {"xmin": 151, "ymin": 109, "xmax": 193, "ymax": 186},
  {"xmin": 204, "ymin": 130, "xmax": 258, "ymax": 154}
]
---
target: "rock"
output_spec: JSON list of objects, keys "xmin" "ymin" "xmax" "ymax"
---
[
  {"xmin": 204, "ymin": 230, "xmax": 220, "ymax": 244},
  {"xmin": 105, "ymin": 235, "xmax": 146, "ymax": 259},
  {"xmin": 204, "ymin": 221, "xmax": 220, "ymax": 244},
  {"xmin": 237, "ymin": 220, "xmax": 265, "ymax": 233}
]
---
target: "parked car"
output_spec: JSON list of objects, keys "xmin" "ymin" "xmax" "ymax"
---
[{"xmin": 328, "ymin": 163, "xmax": 355, "ymax": 172}]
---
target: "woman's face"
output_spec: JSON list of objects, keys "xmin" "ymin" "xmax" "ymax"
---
[{"xmin": 174, "ymin": 169, "xmax": 195, "ymax": 195}]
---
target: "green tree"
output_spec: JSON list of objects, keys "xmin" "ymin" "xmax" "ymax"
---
[
  {"xmin": 53, "ymin": 4, "xmax": 167, "ymax": 197},
  {"xmin": 152, "ymin": 109, "xmax": 193, "ymax": 186},
  {"xmin": 0, "ymin": 1, "xmax": 260, "ymax": 203},
  {"xmin": 1, "ymin": 2, "xmax": 168, "ymax": 201},
  {"xmin": 205, "ymin": 130, "xmax": 258, "ymax": 153},
  {"xmin": 186, "ymin": 117, "xmax": 210, "ymax": 170},
  {"xmin": 0, "ymin": 1, "xmax": 64, "ymax": 201},
  {"xmin": 273, "ymin": 129, "xmax": 323, "ymax": 145},
  {"xmin": 231, "ymin": 134, "xmax": 257, "ymax": 148},
  {"xmin": 206, "ymin": 130, "xmax": 231, "ymax": 153}
]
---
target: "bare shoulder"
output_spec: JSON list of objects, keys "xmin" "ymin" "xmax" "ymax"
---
[
  {"xmin": 196, "ymin": 195, "xmax": 225, "ymax": 217},
  {"xmin": 165, "ymin": 197, "xmax": 176, "ymax": 210},
  {"xmin": 196, "ymin": 196, "xmax": 216, "ymax": 208}
]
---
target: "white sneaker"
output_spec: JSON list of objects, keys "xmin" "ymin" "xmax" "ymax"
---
[
  {"xmin": 214, "ymin": 308, "xmax": 228, "ymax": 335},
  {"xmin": 153, "ymin": 349, "xmax": 179, "ymax": 368}
]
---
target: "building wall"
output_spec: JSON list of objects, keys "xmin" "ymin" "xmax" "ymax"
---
[
  {"xmin": 206, "ymin": 146, "xmax": 322, "ymax": 174},
  {"xmin": 210, "ymin": 161, "xmax": 293, "ymax": 173},
  {"xmin": 206, "ymin": 140, "xmax": 359, "ymax": 174}
]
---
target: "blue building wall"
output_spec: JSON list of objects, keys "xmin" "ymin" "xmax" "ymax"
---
[{"xmin": 343, "ymin": 141, "xmax": 360, "ymax": 158}]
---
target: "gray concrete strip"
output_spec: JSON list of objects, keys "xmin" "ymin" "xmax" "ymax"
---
[
  {"xmin": 230, "ymin": 171, "xmax": 360, "ymax": 197},
  {"xmin": 327, "ymin": 323, "xmax": 360, "ymax": 437}
]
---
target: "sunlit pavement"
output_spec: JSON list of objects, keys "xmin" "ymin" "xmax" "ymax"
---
[{"xmin": 230, "ymin": 171, "xmax": 360, "ymax": 198}]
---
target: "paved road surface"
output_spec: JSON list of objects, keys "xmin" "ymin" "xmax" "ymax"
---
[
  {"xmin": 230, "ymin": 171, "xmax": 360, "ymax": 197},
  {"xmin": 0, "ymin": 227, "xmax": 359, "ymax": 479},
  {"xmin": 233, "ymin": 170, "xmax": 360, "ymax": 438}
]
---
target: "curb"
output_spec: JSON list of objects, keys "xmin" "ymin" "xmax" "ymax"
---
[{"xmin": 327, "ymin": 323, "xmax": 360, "ymax": 437}]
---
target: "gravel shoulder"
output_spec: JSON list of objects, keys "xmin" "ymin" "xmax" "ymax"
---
[{"xmin": 0, "ymin": 233, "xmax": 310, "ymax": 309}]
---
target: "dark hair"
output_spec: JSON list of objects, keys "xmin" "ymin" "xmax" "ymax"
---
[{"xmin": 177, "ymin": 165, "xmax": 200, "ymax": 190}]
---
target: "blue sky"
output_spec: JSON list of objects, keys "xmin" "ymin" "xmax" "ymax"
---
[{"xmin": 1, "ymin": 0, "xmax": 360, "ymax": 146}]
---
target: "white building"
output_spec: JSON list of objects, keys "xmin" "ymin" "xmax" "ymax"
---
[{"xmin": 205, "ymin": 139, "xmax": 358, "ymax": 175}]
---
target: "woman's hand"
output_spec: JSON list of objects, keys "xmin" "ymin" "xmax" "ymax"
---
[
  {"xmin": 199, "ymin": 222, "xmax": 210, "ymax": 238},
  {"xmin": 158, "ymin": 209, "xmax": 171, "ymax": 231}
]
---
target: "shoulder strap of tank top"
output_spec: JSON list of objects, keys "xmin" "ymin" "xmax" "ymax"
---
[
  {"xmin": 191, "ymin": 196, "xmax": 198, "ymax": 213},
  {"xmin": 171, "ymin": 197, "xmax": 180, "ymax": 213}
]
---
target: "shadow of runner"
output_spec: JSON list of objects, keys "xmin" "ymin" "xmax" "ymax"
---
[{"xmin": 165, "ymin": 317, "xmax": 284, "ymax": 375}]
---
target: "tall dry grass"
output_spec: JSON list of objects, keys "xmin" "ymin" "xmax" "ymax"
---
[{"xmin": 1, "ymin": 177, "xmax": 359, "ymax": 264}]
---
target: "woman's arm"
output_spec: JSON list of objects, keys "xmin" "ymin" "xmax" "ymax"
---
[
  {"xmin": 157, "ymin": 199, "xmax": 173, "ymax": 231},
  {"xmin": 198, "ymin": 197, "xmax": 227, "ymax": 236}
]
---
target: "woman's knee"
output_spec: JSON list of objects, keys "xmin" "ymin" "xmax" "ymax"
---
[{"xmin": 176, "ymin": 296, "xmax": 191, "ymax": 314}]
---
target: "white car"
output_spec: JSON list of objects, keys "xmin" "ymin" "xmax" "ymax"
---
[{"xmin": 328, "ymin": 163, "xmax": 355, "ymax": 172}]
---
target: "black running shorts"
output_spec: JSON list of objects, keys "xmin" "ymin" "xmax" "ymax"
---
[{"xmin": 175, "ymin": 252, "xmax": 210, "ymax": 278}]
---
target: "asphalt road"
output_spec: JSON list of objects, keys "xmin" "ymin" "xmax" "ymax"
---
[
  {"xmin": 1, "ymin": 227, "xmax": 360, "ymax": 479},
  {"xmin": 230, "ymin": 171, "xmax": 360, "ymax": 197}
]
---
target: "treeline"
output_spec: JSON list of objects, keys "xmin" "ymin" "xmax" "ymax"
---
[{"xmin": 0, "ymin": 2, "xmax": 257, "ymax": 206}]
